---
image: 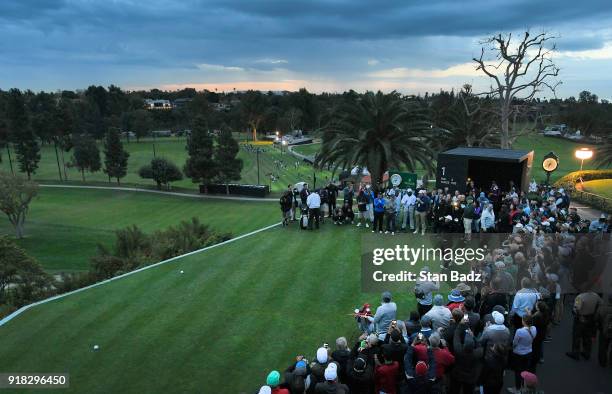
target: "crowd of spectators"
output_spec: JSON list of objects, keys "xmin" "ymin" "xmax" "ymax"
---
[
  {"xmin": 269, "ymin": 179, "xmax": 611, "ymax": 393},
  {"xmin": 280, "ymin": 179, "xmax": 611, "ymax": 235}
]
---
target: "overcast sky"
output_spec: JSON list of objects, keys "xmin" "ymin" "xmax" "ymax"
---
[{"xmin": 3, "ymin": 0, "xmax": 612, "ymax": 98}]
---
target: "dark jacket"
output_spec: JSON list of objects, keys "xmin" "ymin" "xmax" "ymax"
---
[
  {"xmin": 331, "ymin": 349, "xmax": 351, "ymax": 383},
  {"xmin": 346, "ymin": 358, "xmax": 375, "ymax": 394},
  {"xmin": 314, "ymin": 381, "xmax": 349, "ymax": 394},
  {"xmin": 451, "ymin": 323, "xmax": 483, "ymax": 385},
  {"xmin": 401, "ymin": 346, "xmax": 437, "ymax": 394},
  {"xmin": 308, "ymin": 361, "xmax": 328, "ymax": 394}
]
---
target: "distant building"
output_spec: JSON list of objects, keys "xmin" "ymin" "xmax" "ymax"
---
[
  {"xmin": 211, "ymin": 102, "xmax": 231, "ymax": 112},
  {"xmin": 144, "ymin": 99, "xmax": 173, "ymax": 110},
  {"xmin": 151, "ymin": 130, "xmax": 172, "ymax": 137},
  {"xmin": 173, "ymin": 98, "xmax": 193, "ymax": 108}
]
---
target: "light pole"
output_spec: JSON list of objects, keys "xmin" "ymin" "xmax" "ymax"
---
[
  {"xmin": 575, "ymin": 148, "xmax": 593, "ymax": 171},
  {"xmin": 282, "ymin": 139, "xmax": 287, "ymax": 155},
  {"xmin": 256, "ymin": 147, "xmax": 261, "ymax": 185}
]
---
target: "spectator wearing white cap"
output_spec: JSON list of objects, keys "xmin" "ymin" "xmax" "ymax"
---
[
  {"xmin": 314, "ymin": 363, "xmax": 348, "ymax": 393},
  {"xmin": 480, "ymin": 311, "xmax": 511, "ymax": 353},
  {"xmin": 308, "ymin": 347, "xmax": 329, "ymax": 392}
]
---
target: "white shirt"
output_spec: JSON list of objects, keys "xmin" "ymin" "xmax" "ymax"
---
[
  {"xmin": 306, "ymin": 193, "xmax": 321, "ymax": 208},
  {"xmin": 401, "ymin": 193, "xmax": 416, "ymax": 208}
]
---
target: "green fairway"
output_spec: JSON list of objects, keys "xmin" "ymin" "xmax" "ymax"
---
[
  {"xmin": 581, "ymin": 179, "xmax": 612, "ymax": 199},
  {"xmin": 0, "ymin": 188, "xmax": 279, "ymax": 272},
  {"xmin": 0, "ymin": 224, "xmax": 423, "ymax": 393},
  {"xmin": 512, "ymin": 134, "xmax": 604, "ymax": 182},
  {"xmin": 291, "ymin": 143, "xmax": 320, "ymax": 157},
  {"xmin": 0, "ymin": 137, "xmax": 333, "ymax": 193}
]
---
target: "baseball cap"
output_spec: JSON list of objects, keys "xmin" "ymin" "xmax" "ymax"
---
[{"xmin": 324, "ymin": 363, "xmax": 337, "ymax": 381}]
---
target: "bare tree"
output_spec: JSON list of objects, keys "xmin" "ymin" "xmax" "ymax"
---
[{"xmin": 473, "ymin": 31, "xmax": 561, "ymax": 148}]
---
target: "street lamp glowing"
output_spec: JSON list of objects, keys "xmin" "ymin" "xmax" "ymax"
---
[
  {"xmin": 574, "ymin": 148, "xmax": 593, "ymax": 171},
  {"xmin": 575, "ymin": 148, "xmax": 593, "ymax": 160}
]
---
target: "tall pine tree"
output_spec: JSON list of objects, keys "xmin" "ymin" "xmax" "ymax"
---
[
  {"xmin": 184, "ymin": 115, "xmax": 217, "ymax": 191},
  {"xmin": 7, "ymin": 89, "xmax": 39, "ymax": 180},
  {"xmin": 214, "ymin": 128, "xmax": 242, "ymax": 194},
  {"xmin": 103, "ymin": 128, "xmax": 129, "ymax": 184}
]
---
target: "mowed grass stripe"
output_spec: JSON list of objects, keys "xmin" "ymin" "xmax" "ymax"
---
[
  {"xmin": 0, "ymin": 223, "xmax": 423, "ymax": 393},
  {"xmin": 0, "ymin": 188, "xmax": 279, "ymax": 271}
]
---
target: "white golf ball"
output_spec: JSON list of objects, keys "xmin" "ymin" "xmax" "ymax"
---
[
  {"xmin": 93, "ymin": 345, "xmax": 99, "ymax": 351},
  {"xmin": 180, "ymin": 270, "xmax": 184, "ymax": 274}
]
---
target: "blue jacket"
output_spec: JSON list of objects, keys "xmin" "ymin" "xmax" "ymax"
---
[{"xmin": 374, "ymin": 197, "xmax": 386, "ymax": 212}]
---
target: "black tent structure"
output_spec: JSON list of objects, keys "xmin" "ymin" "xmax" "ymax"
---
[{"xmin": 435, "ymin": 147, "xmax": 534, "ymax": 193}]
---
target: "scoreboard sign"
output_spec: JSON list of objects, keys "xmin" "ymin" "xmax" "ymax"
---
[{"xmin": 387, "ymin": 170, "xmax": 417, "ymax": 190}]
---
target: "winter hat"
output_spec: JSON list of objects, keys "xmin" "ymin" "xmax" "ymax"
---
[
  {"xmin": 295, "ymin": 360, "xmax": 307, "ymax": 370},
  {"xmin": 492, "ymin": 311, "xmax": 505, "ymax": 325},
  {"xmin": 258, "ymin": 386, "xmax": 272, "ymax": 394},
  {"xmin": 433, "ymin": 294, "xmax": 444, "ymax": 306},
  {"xmin": 521, "ymin": 371, "xmax": 538, "ymax": 388},
  {"xmin": 316, "ymin": 347, "xmax": 328, "ymax": 364},
  {"xmin": 324, "ymin": 363, "xmax": 337, "ymax": 381},
  {"xmin": 493, "ymin": 305, "xmax": 507, "ymax": 315},
  {"xmin": 353, "ymin": 357, "xmax": 367, "ymax": 373},
  {"xmin": 382, "ymin": 291, "xmax": 392, "ymax": 302},
  {"xmin": 448, "ymin": 289, "xmax": 465, "ymax": 302},
  {"xmin": 266, "ymin": 371, "xmax": 281, "ymax": 387},
  {"xmin": 415, "ymin": 361, "xmax": 428, "ymax": 377}
]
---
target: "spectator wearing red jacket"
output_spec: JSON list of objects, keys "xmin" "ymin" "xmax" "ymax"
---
[
  {"xmin": 429, "ymin": 333, "xmax": 455, "ymax": 379},
  {"xmin": 375, "ymin": 347, "xmax": 400, "ymax": 394}
]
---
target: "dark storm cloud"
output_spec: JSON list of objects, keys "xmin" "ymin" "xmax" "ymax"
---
[{"xmin": 1, "ymin": 0, "xmax": 612, "ymax": 94}]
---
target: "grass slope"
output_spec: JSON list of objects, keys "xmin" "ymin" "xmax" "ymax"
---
[
  {"xmin": 0, "ymin": 137, "xmax": 333, "ymax": 193},
  {"xmin": 581, "ymin": 179, "xmax": 612, "ymax": 199},
  {"xmin": 0, "ymin": 188, "xmax": 279, "ymax": 272},
  {"xmin": 0, "ymin": 224, "xmax": 420, "ymax": 393}
]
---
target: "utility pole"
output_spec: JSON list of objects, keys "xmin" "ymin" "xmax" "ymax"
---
[{"xmin": 256, "ymin": 148, "xmax": 261, "ymax": 185}]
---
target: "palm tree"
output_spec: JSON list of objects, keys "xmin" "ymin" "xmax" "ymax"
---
[
  {"xmin": 315, "ymin": 91, "xmax": 435, "ymax": 189},
  {"xmin": 595, "ymin": 137, "xmax": 612, "ymax": 168}
]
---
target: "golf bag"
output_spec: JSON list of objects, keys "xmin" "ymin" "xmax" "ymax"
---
[{"xmin": 300, "ymin": 207, "xmax": 309, "ymax": 229}]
